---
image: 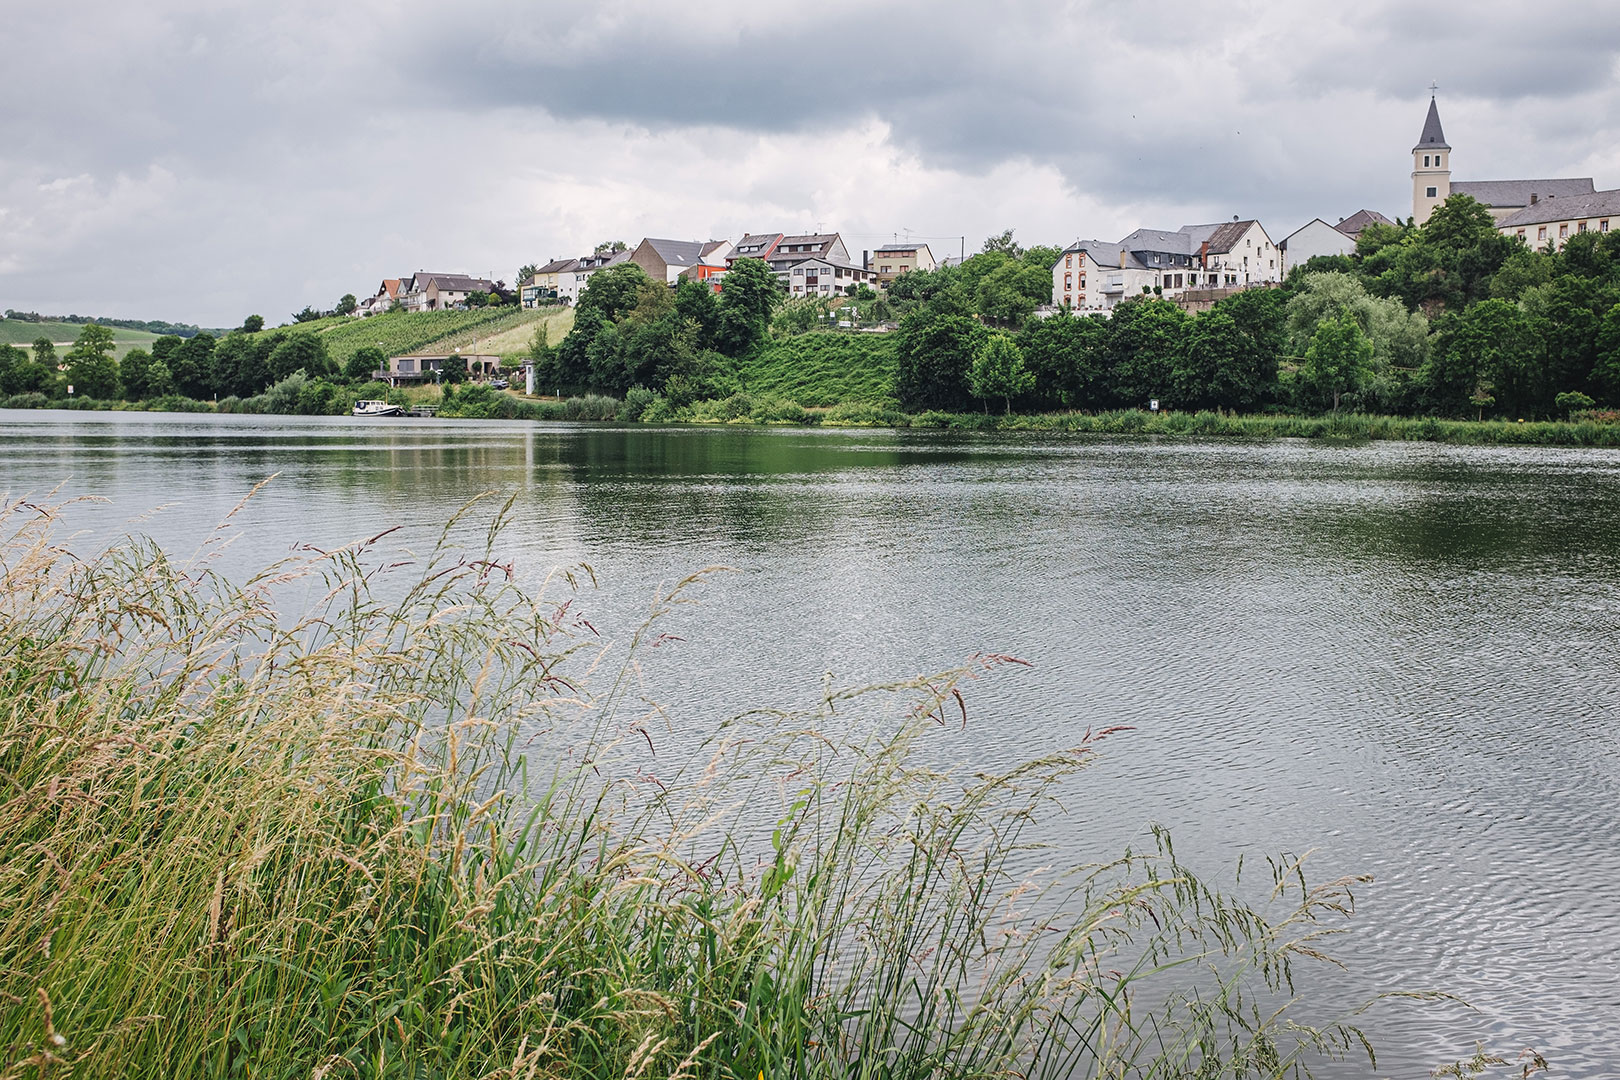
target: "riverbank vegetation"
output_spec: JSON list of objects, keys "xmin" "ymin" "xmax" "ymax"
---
[
  {"xmin": 7, "ymin": 198, "xmax": 1620, "ymax": 448},
  {"xmin": 0, "ymin": 495, "xmax": 1469, "ymax": 1078}
]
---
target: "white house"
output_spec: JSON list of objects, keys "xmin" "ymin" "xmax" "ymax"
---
[
  {"xmin": 784, "ymin": 257, "xmax": 879, "ymax": 297},
  {"xmin": 1278, "ymin": 219, "xmax": 1356, "ymax": 275},
  {"xmin": 558, "ymin": 249, "xmax": 631, "ymax": 305},
  {"xmin": 1051, "ymin": 219, "xmax": 1281, "ymax": 311},
  {"xmin": 398, "ymin": 272, "xmax": 497, "ymax": 312}
]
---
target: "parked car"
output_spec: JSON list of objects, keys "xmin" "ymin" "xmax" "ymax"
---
[{"xmin": 489, "ymin": 378, "xmax": 509, "ymax": 390}]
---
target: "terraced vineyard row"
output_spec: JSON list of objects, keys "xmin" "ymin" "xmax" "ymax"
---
[{"xmin": 249, "ymin": 308, "xmax": 548, "ymax": 368}]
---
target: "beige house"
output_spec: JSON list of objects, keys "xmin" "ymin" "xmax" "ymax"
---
[
  {"xmin": 1496, "ymin": 189, "xmax": 1620, "ymax": 250},
  {"xmin": 865, "ymin": 243, "xmax": 936, "ymax": 285},
  {"xmin": 1410, "ymin": 95, "xmax": 1597, "ymax": 225},
  {"xmin": 521, "ymin": 258, "xmax": 577, "ymax": 307},
  {"xmin": 378, "ymin": 353, "xmax": 501, "ymax": 387}
]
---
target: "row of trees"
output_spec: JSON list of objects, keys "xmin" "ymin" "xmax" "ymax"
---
[{"xmin": 0, "ymin": 323, "xmax": 400, "ymax": 402}]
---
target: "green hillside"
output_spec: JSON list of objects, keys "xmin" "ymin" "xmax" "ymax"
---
[
  {"xmin": 248, "ymin": 307, "xmax": 566, "ymax": 369},
  {"xmin": 0, "ymin": 319, "xmax": 162, "ymax": 361},
  {"xmin": 737, "ymin": 332, "xmax": 899, "ymax": 406}
]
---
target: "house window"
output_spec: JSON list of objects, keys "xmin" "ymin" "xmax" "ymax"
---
[
  {"xmin": 1426, "ymin": 187, "xmax": 1438, "ymax": 198},
  {"xmin": 1424, "ymin": 155, "xmax": 1430, "ymax": 167},
  {"xmin": 1560, "ymin": 224, "xmax": 1569, "ymax": 238},
  {"xmin": 1517, "ymin": 229, "xmax": 1526, "ymax": 239},
  {"xmin": 1578, "ymin": 221, "xmax": 1588, "ymax": 233},
  {"xmin": 793, "ymin": 268, "xmax": 803, "ymax": 276},
  {"xmin": 1602, "ymin": 220, "xmax": 1611, "ymax": 232},
  {"xmin": 1066, "ymin": 254, "xmax": 1072, "ymax": 268},
  {"xmin": 1539, "ymin": 227, "xmax": 1548, "ymax": 241},
  {"xmin": 1064, "ymin": 274, "xmax": 1072, "ymax": 288},
  {"xmin": 1079, "ymin": 275, "xmax": 1085, "ymax": 288}
]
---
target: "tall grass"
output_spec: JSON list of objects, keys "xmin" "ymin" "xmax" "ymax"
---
[{"xmin": 0, "ymin": 493, "xmax": 1421, "ymax": 1078}]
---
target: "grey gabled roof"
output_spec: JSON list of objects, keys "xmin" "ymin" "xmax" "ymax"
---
[
  {"xmin": 1451, "ymin": 178, "xmax": 1596, "ymax": 209},
  {"xmin": 1414, "ymin": 96, "xmax": 1450, "ymax": 152},
  {"xmin": 728, "ymin": 233, "xmax": 783, "ymax": 259},
  {"xmin": 639, "ymin": 238, "xmax": 707, "ymax": 268},
  {"xmin": 534, "ymin": 258, "xmax": 576, "ymax": 275},
  {"xmin": 1054, "ymin": 240, "xmax": 1144, "ymax": 271},
  {"xmin": 421, "ymin": 273, "xmax": 495, "ymax": 293},
  {"xmin": 1120, "ymin": 227, "xmax": 1195, "ymax": 256},
  {"xmin": 1495, "ymin": 187, "xmax": 1620, "ymax": 229},
  {"xmin": 1334, "ymin": 209, "xmax": 1395, "ymax": 236}
]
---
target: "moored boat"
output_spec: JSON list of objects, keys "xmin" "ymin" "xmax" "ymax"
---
[{"xmin": 352, "ymin": 399, "xmax": 403, "ymax": 417}]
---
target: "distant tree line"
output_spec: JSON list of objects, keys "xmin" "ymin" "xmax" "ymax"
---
[
  {"xmin": 2, "ymin": 310, "xmax": 214, "ymax": 338},
  {"xmin": 0, "ymin": 322, "xmax": 387, "ymax": 407}
]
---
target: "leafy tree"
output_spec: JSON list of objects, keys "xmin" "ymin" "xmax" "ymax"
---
[
  {"xmin": 344, "ymin": 346, "xmax": 387, "ymax": 382},
  {"xmin": 64, "ymin": 324, "xmax": 120, "ymax": 399},
  {"xmin": 1017, "ymin": 313, "xmax": 1108, "ymax": 409},
  {"xmin": 1422, "ymin": 300, "xmax": 1533, "ymax": 417},
  {"xmin": 594, "ymin": 240, "xmax": 627, "ymax": 255},
  {"xmin": 895, "ymin": 306, "xmax": 986, "ymax": 410},
  {"xmin": 0, "ymin": 343, "xmax": 51, "ymax": 395},
  {"xmin": 241, "ymin": 314, "xmax": 265, "ymax": 333},
  {"xmin": 1104, "ymin": 298, "xmax": 1189, "ymax": 408},
  {"xmin": 715, "ymin": 258, "xmax": 781, "ymax": 356},
  {"xmin": 1301, "ymin": 311, "xmax": 1373, "ymax": 412},
  {"xmin": 517, "ymin": 263, "xmax": 539, "ymax": 285},
  {"xmin": 335, "ymin": 294, "xmax": 358, "ymax": 316},
  {"xmin": 32, "ymin": 338, "xmax": 57, "ymax": 368},
  {"xmin": 465, "ymin": 292, "xmax": 489, "ymax": 308},
  {"xmin": 1592, "ymin": 303, "xmax": 1620, "ymax": 405},
  {"xmin": 1173, "ymin": 309, "xmax": 1275, "ymax": 412},
  {"xmin": 1520, "ymin": 276, "xmax": 1615, "ymax": 411},
  {"xmin": 1555, "ymin": 390, "xmax": 1595, "ymax": 419},
  {"xmin": 981, "ymin": 228, "xmax": 1024, "ymax": 259},
  {"xmin": 577, "ymin": 263, "xmax": 653, "ymax": 322},
  {"xmin": 169, "ymin": 333, "xmax": 218, "ymax": 398},
  {"xmin": 266, "ymin": 332, "xmax": 329, "ymax": 382},
  {"xmin": 673, "ymin": 277, "xmax": 720, "ymax": 349},
  {"xmin": 213, "ymin": 332, "xmax": 272, "ymax": 398},
  {"xmin": 1284, "ymin": 272, "xmax": 1428, "ymax": 409},
  {"xmin": 292, "ymin": 305, "xmax": 323, "ymax": 323},
  {"xmin": 119, "ymin": 348, "xmax": 154, "ymax": 400},
  {"xmin": 440, "ymin": 354, "xmax": 467, "ymax": 385},
  {"xmin": 146, "ymin": 358, "xmax": 174, "ymax": 397},
  {"xmin": 969, "ymin": 334, "xmax": 1035, "ymax": 413}
]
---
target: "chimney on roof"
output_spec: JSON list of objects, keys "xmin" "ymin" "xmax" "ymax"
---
[
  {"xmin": 1232, "ymin": 214, "xmax": 1239, "ymax": 222},
  {"xmin": 1119, "ymin": 249, "xmax": 1127, "ymax": 269},
  {"xmin": 863, "ymin": 250, "xmax": 870, "ymax": 270},
  {"xmin": 1531, "ymin": 193, "xmax": 1539, "ymax": 204}
]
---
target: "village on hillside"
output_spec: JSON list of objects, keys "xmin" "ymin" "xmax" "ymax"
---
[{"xmin": 350, "ymin": 95, "xmax": 1616, "ymax": 325}]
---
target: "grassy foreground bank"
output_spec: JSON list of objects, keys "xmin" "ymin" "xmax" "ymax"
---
[{"xmin": 0, "ymin": 493, "xmax": 1467, "ymax": 1078}]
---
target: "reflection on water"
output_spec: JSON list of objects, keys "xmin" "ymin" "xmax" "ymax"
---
[{"xmin": 5, "ymin": 409, "xmax": 1620, "ymax": 1077}]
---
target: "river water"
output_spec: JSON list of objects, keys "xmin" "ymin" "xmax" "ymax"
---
[{"xmin": 4, "ymin": 410, "xmax": 1618, "ymax": 1077}]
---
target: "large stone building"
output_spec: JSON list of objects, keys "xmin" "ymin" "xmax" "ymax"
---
[{"xmin": 1410, "ymin": 95, "xmax": 1597, "ymax": 226}]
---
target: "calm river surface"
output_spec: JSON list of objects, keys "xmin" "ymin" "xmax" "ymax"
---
[{"xmin": 5, "ymin": 410, "xmax": 1619, "ymax": 1077}]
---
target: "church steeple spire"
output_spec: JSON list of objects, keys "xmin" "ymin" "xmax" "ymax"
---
[
  {"xmin": 1411, "ymin": 92, "xmax": 1452, "ymax": 223},
  {"xmin": 1414, "ymin": 94, "xmax": 1450, "ymax": 153}
]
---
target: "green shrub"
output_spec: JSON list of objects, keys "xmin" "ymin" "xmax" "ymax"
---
[{"xmin": 618, "ymin": 386, "xmax": 658, "ymax": 422}]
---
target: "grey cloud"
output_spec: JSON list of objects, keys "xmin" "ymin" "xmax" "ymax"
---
[{"xmin": 2, "ymin": 0, "xmax": 1618, "ymax": 323}]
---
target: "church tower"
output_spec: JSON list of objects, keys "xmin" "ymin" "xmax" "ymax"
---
[{"xmin": 1412, "ymin": 94, "xmax": 1452, "ymax": 224}]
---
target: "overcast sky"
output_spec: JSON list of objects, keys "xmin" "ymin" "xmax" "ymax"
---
[{"xmin": 3, "ymin": 0, "xmax": 1618, "ymax": 328}]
